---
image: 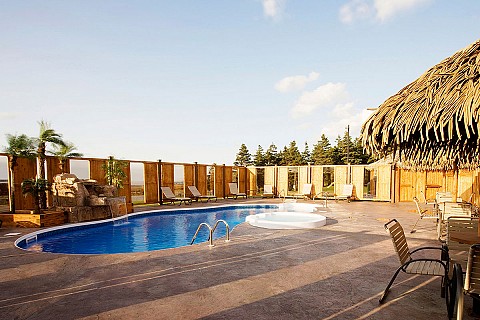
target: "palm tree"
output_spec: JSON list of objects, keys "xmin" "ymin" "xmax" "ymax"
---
[
  {"xmin": 51, "ymin": 142, "xmax": 83, "ymax": 173},
  {"xmin": 21, "ymin": 178, "xmax": 50, "ymax": 214},
  {"xmin": 3, "ymin": 134, "xmax": 36, "ymax": 213},
  {"xmin": 36, "ymin": 121, "xmax": 65, "ymax": 209}
]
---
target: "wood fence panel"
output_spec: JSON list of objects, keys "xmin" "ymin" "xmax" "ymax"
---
[
  {"xmin": 425, "ymin": 170, "xmax": 445, "ymax": 200},
  {"xmin": 46, "ymin": 156, "xmax": 65, "ymax": 207},
  {"xmin": 445, "ymin": 170, "xmax": 455, "ymax": 196},
  {"xmin": 184, "ymin": 164, "xmax": 194, "ymax": 196},
  {"xmin": 238, "ymin": 167, "xmax": 246, "ymax": 193},
  {"xmin": 311, "ymin": 166, "xmax": 323, "ymax": 197},
  {"xmin": 298, "ymin": 166, "xmax": 309, "ymax": 191},
  {"xmin": 247, "ymin": 167, "xmax": 256, "ymax": 196},
  {"xmin": 117, "ymin": 161, "xmax": 131, "ymax": 205},
  {"xmin": 265, "ymin": 166, "xmax": 275, "ymax": 195},
  {"xmin": 334, "ymin": 166, "xmax": 348, "ymax": 196},
  {"xmin": 225, "ymin": 167, "xmax": 233, "ymax": 196},
  {"xmin": 162, "ymin": 163, "xmax": 174, "ymax": 191},
  {"xmin": 144, "ymin": 163, "xmax": 158, "ymax": 204},
  {"xmin": 197, "ymin": 165, "xmax": 207, "ymax": 195},
  {"xmin": 277, "ymin": 167, "xmax": 288, "ymax": 196},
  {"xmin": 376, "ymin": 165, "xmax": 392, "ymax": 201},
  {"xmin": 351, "ymin": 166, "xmax": 365, "ymax": 200},
  {"xmin": 265, "ymin": 167, "xmax": 275, "ymax": 185},
  {"xmin": 89, "ymin": 159, "xmax": 106, "ymax": 185},
  {"xmin": 458, "ymin": 169, "xmax": 473, "ymax": 201},
  {"xmin": 13, "ymin": 157, "xmax": 37, "ymax": 210},
  {"xmin": 399, "ymin": 169, "xmax": 415, "ymax": 202},
  {"xmin": 215, "ymin": 165, "xmax": 224, "ymax": 198}
]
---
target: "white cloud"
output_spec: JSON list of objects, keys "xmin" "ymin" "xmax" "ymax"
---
[
  {"xmin": 374, "ymin": 0, "xmax": 432, "ymax": 22},
  {"xmin": 262, "ymin": 0, "xmax": 286, "ymax": 19},
  {"xmin": 275, "ymin": 72, "xmax": 319, "ymax": 93},
  {"xmin": 339, "ymin": 0, "xmax": 433, "ymax": 23},
  {"xmin": 291, "ymin": 82, "xmax": 349, "ymax": 118},
  {"xmin": 339, "ymin": 0, "xmax": 372, "ymax": 24}
]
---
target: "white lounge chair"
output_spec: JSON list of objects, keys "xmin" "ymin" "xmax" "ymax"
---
[
  {"xmin": 187, "ymin": 186, "xmax": 217, "ymax": 202},
  {"xmin": 161, "ymin": 186, "xmax": 192, "ymax": 205},
  {"xmin": 335, "ymin": 184, "xmax": 354, "ymax": 202},
  {"xmin": 263, "ymin": 185, "xmax": 274, "ymax": 198},
  {"xmin": 228, "ymin": 182, "xmax": 247, "ymax": 199},
  {"xmin": 293, "ymin": 184, "xmax": 312, "ymax": 200}
]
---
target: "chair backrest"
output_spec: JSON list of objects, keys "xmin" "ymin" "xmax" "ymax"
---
[
  {"xmin": 342, "ymin": 184, "xmax": 353, "ymax": 196},
  {"xmin": 229, "ymin": 182, "xmax": 239, "ymax": 194},
  {"xmin": 302, "ymin": 184, "xmax": 312, "ymax": 195},
  {"xmin": 187, "ymin": 186, "xmax": 201, "ymax": 197},
  {"xmin": 465, "ymin": 244, "xmax": 480, "ymax": 294},
  {"xmin": 161, "ymin": 186, "xmax": 176, "ymax": 199},
  {"xmin": 446, "ymin": 217, "xmax": 477, "ymax": 253},
  {"xmin": 264, "ymin": 185, "xmax": 273, "ymax": 194},
  {"xmin": 385, "ymin": 219, "xmax": 411, "ymax": 265}
]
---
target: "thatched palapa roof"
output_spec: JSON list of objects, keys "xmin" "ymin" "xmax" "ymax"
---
[{"xmin": 362, "ymin": 39, "xmax": 480, "ymax": 170}]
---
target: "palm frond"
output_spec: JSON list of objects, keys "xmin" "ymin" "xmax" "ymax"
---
[{"xmin": 361, "ymin": 39, "xmax": 480, "ymax": 170}]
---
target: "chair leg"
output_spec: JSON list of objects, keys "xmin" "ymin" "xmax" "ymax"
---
[
  {"xmin": 410, "ymin": 217, "xmax": 421, "ymax": 233},
  {"xmin": 379, "ymin": 267, "xmax": 403, "ymax": 303}
]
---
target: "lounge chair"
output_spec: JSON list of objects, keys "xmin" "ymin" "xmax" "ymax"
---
[
  {"xmin": 410, "ymin": 196, "xmax": 439, "ymax": 233},
  {"xmin": 380, "ymin": 219, "xmax": 451, "ymax": 314},
  {"xmin": 335, "ymin": 184, "xmax": 354, "ymax": 202},
  {"xmin": 446, "ymin": 217, "xmax": 478, "ymax": 271},
  {"xmin": 228, "ymin": 182, "xmax": 247, "ymax": 199},
  {"xmin": 263, "ymin": 185, "xmax": 274, "ymax": 198},
  {"xmin": 453, "ymin": 244, "xmax": 480, "ymax": 320},
  {"xmin": 293, "ymin": 184, "xmax": 312, "ymax": 200},
  {"xmin": 161, "ymin": 187, "xmax": 192, "ymax": 205},
  {"xmin": 187, "ymin": 186, "xmax": 217, "ymax": 202}
]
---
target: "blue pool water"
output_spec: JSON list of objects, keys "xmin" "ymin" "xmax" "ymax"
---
[{"xmin": 16, "ymin": 205, "xmax": 278, "ymax": 254}]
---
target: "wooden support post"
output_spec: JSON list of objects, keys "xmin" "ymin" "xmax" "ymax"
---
[{"xmin": 158, "ymin": 159, "xmax": 162, "ymax": 205}]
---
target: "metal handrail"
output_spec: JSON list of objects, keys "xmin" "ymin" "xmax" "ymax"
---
[
  {"xmin": 314, "ymin": 191, "xmax": 328, "ymax": 208},
  {"xmin": 190, "ymin": 222, "xmax": 214, "ymax": 247},
  {"xmin": 212, "ymin": 219, "xmax": 230, "ymax": 242},
  {"xmin": 278, "ymin": 189, "xmax": 286, "ymax": 202}
]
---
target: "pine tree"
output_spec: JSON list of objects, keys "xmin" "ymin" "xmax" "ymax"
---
[
  {"xmin": 264, "ymin": 143, "xmax": 279, "ymax": 165},
  {"xmin": 253, "ymin": 145, "xmax": 266, "ymax": 166},
  {"xmin": 301, "ymin": 142, "xmax": 311, "ymax": 165},
  {"xmin": 234, "ymin": 144, "xmax": 252, "ymax": 166},
  {"xmin": 282, "ymin": 141, "xmax": 303, "ymax": 166},
  {"xmin": 311, "ymin": 134, "xmax": 333, "ymax": 165}
]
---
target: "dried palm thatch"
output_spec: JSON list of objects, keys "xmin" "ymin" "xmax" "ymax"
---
[{"xmin": 362, "ymin": 39, "xmax": 480, "ymax": 170}]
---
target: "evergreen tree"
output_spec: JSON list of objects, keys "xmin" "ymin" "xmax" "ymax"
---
[
  {"xmin": 264, "ymin": 143, "xmax": 279, "ymax": 165},
  {"xmin": 282, "ymin": 141, "xmax": 303, "ymax": 166},
  {"xmin": 335, "ymin": 131, "xmax": 355, "ymax": 165},
  {"xmin": 253, "ymin": 145, "xmax": 266, "ymax": 166},
  {"xmin": 234, "ymin": 144, "xmax": 252, "ymax": 166},
  {"xmin": 311, "ymin": 134, "xmax": 333, "ymax": 165},
  {"xmin": 301, "ymin": 142, "xmax": 311, "ymax": 165}
]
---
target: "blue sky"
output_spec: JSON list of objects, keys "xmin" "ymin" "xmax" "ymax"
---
[{"xmin": 1, "ymin": 0, "xmax": 479, "ymax": 166}]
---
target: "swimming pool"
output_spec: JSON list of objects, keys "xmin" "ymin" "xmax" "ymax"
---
[{"xmin": 15, "ymin": 205, "xmax": 279, "ymax": 254}]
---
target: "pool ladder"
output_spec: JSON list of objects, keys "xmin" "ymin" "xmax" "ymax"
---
[{"xmin": 190, "ymin": 219, "xmax": 230, "ymax": 247}]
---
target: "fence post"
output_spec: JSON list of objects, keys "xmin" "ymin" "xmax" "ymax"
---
[{"xmin": 158, "ymin": 159, "xmax": 162, "ymax": 205}]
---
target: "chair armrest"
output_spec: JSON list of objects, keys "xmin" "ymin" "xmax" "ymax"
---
[{"xmin": 411, "ymin": 245, "xmax": 449, "ymax": 262}]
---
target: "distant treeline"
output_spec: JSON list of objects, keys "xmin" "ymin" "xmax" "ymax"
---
[{"xmin": 234, "ymin": 133, "xmax": 376, "ymax": 167}]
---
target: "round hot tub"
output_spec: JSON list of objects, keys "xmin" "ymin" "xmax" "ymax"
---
[{"xmin": 246, "ymin": 211, "xmax": 327, "ymax": 229}]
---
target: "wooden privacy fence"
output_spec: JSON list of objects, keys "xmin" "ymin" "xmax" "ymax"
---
[
  {"xmin": 2, "ymin": 152, "xmax": 480, "ymax": 213},
  {"xmin": 248, "ymin": 164, "xmax": 393, "ymax": 202},
  {"xmin": 0, "ymin": 154, "xmax": 249, "ymax": 213}
]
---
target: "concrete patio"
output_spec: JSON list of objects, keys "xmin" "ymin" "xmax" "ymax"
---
[{"xmin": 0, "ymin": 199, "xmax": 475, "ymax": 319}]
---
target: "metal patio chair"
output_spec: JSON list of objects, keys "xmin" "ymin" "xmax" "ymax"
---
[
  {"xmin": 381, "ymin": 219, "xmax": 453, "ymax": 316},
  {"xmin": 453, "ymin": 244, "xmax": 480, "ymax": 319},
  {"xmin": 411, "ymin": 196, "xmax": 439, "ymax": 233}
]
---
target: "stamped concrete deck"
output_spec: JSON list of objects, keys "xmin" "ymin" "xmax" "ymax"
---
[{"xmin": 0, "ymin": 199, "xmax": 475, "ymax": 319}]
